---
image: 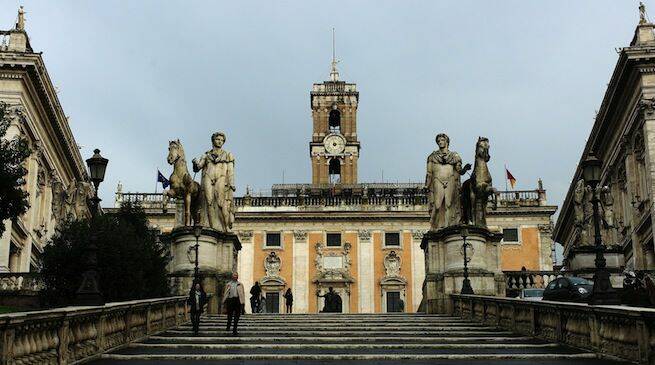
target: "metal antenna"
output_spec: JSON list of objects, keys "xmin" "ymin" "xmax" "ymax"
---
[{"xmin": 332, "ymin": 28, "xmax": 336, "ymax": 63}]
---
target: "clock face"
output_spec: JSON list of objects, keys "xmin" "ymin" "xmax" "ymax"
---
[{"xmin": 324, "ymin": 134, "xmax": 346, "ymax": 155}]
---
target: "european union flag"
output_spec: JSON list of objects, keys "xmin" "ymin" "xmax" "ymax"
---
[{"xmin": 157, "ymin": 170, "xmax": 170, "ymax": 189}]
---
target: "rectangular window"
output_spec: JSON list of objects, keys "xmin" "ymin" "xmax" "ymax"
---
[
  {"xmin": 503, "ymin": 228, "xmax": 519, "ymax": 242},
  {"xmin": 326, "ymin": 233, "xmax": 341, "ymax": 247},
  {"xmin": 266, "ymin": 232, "xmax": 281, "ymax": 247},
  {"xmin": 385, "ymin": 232, "xmax": 400, "ymax": 246}
]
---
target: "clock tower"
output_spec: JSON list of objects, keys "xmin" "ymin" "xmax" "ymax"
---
[{"xmin": 310, "ymin": 58, "xmax": 360, "ymax": 185}]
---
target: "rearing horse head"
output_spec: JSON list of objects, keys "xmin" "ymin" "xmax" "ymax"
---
[
  {"xmin": 475, "ymin": 137, "xmax": 490, "ymax": 162},
  {"xmin": 167, "ymin": 139, "xmax": 186, "ymax": 165}
]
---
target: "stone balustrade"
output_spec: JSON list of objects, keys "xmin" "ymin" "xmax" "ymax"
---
[
  {"xmin": 451, "ymin": 294, "xmax": 655, "ymax": 364},
  {"xmin": 114, "ymin": 187, "xmax": 548, "ymax": 211},
  {"xmin": 504, "ymin": 270, "xmax": 560, "ymax": 296},
  {"xmin": 0, "ymin": 296, "xmax": 188, "ymax": 364},
  {"xmin": 0, "ymin": 273, "xmax": 44, "ymax": 292}
]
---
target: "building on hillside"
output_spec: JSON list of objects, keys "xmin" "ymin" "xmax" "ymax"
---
[
  {"xmin": 554, "ymin": 14, "xmax": 655, "ymax": 278},
  {"xmin": 0, "ymin": 9, "xmax": 91, "ymax": 273},
  {"xmin": 112, "ymin": 57, "xmax": 557, "ymax": 313}
]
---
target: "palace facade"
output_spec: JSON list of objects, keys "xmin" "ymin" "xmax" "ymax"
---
[
  {"xmin": 0, "ymin": 12, "xmax": 91, "ymax": 273},
  {"xmin": 554, "ymin": 17, "xmax": 655, "ymax": 276},
  {"xmin": 114, "ymin": 62, "xmax": 557, "ymax": 313}
]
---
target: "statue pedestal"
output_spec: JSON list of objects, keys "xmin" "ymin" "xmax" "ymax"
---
[
  {"xmin": 168, "ymin": 226, "xmax": 241, "ymax": 314},
  {"xmin": 566, "ymin": 246, "xmax": 624, "ymax": 287},
  {"xmin": 421, "ymin": 225, "xmax": 504, "ymax": 314}
]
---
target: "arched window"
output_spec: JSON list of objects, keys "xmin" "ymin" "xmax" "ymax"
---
[
  {"xmin": 329, "ymin": 158, "xmax": 341, "ymax": 184},
  {"xmin": 329, "ymin": 109, "xmax": 341, "ymax": 133}
]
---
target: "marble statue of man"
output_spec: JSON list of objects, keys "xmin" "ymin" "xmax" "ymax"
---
[
  {"xmin": 192, "ymin": 132, "xmax": 236, "ymax": 232},
  {"xmin": 425, "ymin": 133, "xmax": 471, "ymax": 230}
]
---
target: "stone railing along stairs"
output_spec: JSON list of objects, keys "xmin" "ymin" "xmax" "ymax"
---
[{"xmin": 91, "ymin": 313, "xmax": 630, "ymax": 364}]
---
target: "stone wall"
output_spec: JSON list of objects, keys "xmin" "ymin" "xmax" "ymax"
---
[
  {"xmin": 0, "ymin": 296, "xmax": 188, "ymax": 364},
  {"xmin": 451, "ymin": 294, "xmax": 655, "ymax": 364}
]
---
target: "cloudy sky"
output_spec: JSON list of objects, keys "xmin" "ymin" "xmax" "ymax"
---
[{"xmin": 1, "ymin": 1, "xmax": 643, "ymax": 215}]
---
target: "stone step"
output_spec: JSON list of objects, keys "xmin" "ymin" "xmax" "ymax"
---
[
  {"xmin": 99, "ymin": 353, "xmax": 602, "ymax": 361},
  {"xmin": 178, "ymin": 322, "xmax": 495, "ymax": 332},
  {"xmin": 144, "ymin": 335, "xmax": 541, "ymax": 344},
  {"xmin": 196, "ymin": 316, "xmax": 477, "ymax": 325},
  {"xmin": 205, "ymin": 314, "xmax": 448, "ymax": 317},
  {"xmin": 127, "ymin": 343, "xmax": 563, "ymax": 351},
  {"xmin": 163, "ymin": 329, "xmax": 514, "ymax": 337}
]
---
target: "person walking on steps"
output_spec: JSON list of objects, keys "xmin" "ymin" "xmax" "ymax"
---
[
  {"xmin": 187, "ymin": 281, "xmax": 207, "ymax": 336},
  {"xmin": 250, "ymin": 281, "xmax": 262, "ymax": 313},
  {"xmin": 284, "ymin": 288, "xmax": 293, "ymax": 313},
  {"xmin": 222, "ymin": 272, "xmax": 245, "ymax": 336}
]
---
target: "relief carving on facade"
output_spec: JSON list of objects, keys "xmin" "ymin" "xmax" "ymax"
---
[
  {"xmin": 237, "ymin": 230, "xmax": 253, "ymax": 241},
  {"xmin": 573, "ymin": 178, "xmax": 618, "ymax": 247},
  {"xmin": 639, "ymin": 97, "xmax": 655, "ymax": 115},
  {"xmin": 357, "ymin": 229, "xmax": 371, "ymax": 241},
  {"xmin": 313, "ymin": 241, "xmax": 354, "ymax": 282},
  {"xmin": 411, "ymin": 230, "xmax": 426, "ymax": 240},
  {"xmin": 293, "ymin": 230, "xmax": 307, "ymax": 241},
  {"xmin": 264, "ymin": 251, "xmax": 282, "ymax": 278},
  {"xmin": 4, "ymin": 103, "xmax": 27, "ymax": 129},
  {"xmin": 50, "ymin": 180, "xmax": 93, "ymax": 225},
  {"xmin": 383, "ymin": 250, "xmax": 402, "ymax": 278}
]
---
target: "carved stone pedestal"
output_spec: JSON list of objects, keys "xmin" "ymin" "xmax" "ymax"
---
[
  {"xmin": 566, "ymin": 246, "xmax": 624, "ymax": 287},
  {"xmin": 421, "ymin": 225, "xmax": 504, "ymax": 314},
  {"xmin": 168, "ymin": 226, "xmax": 241, "ymax": 314}
]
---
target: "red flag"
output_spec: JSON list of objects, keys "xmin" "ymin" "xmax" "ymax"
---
[{"xmin": 506, "ymin": 168, "xmax": 516, "ymax": 189}]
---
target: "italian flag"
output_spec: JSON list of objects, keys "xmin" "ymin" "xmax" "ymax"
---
[{"xmin": 506, "ymin": 168, "xmax": 516, "ymax": 189}]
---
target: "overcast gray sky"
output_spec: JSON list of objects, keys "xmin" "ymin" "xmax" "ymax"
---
[{"xmin": 1, "ymin": 1, "xmax": 643, "ymax": 213}]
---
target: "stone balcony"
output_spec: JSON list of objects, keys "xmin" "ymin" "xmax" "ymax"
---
[{"xmin": 114, "ymin": 183, "xmax": 550, "ymax": 214}]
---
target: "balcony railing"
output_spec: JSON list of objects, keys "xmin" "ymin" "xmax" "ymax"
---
[
  {"xmin": 235, "ymin": 195, "xmax": 428, "ymax": 207},
  {"xmin": 116, "ymin": 192, "xmax": 176, "ymax": 209},
  {"xmin": 114, "ymin": 187, "xmax": 545, "ymax": 210},
  {"xmin": 504, "ymin": 270, "xmax": 560, "ymax": 296},
  {"xmin": 495, "ymin": 190, "xmax": 545, "ymax": 207}
]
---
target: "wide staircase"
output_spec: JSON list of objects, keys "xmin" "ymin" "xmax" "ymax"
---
[{"xmin": 92, "ymin": 313, "xmax": 630, "ymax": 364}]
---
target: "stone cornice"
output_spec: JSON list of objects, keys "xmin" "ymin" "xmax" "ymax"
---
[
  {"xmin": 0, "ymin": 52, "xmax": 86, "ymax": 181},
  {"xmin": 554, "ymin": 45, "xmax": 647, "ymax": 243}
]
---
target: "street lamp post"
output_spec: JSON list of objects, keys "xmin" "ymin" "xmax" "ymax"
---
[
  {"xmin": 461, "ymin": 227, "xmax": 474, "ymax": 295},
  {"xmin": 582, "ymin": 153, "xmax": 620, "ymax": 305},
  {"xmin": 193, "ymin": 225, "xmax": 202, "ymax": 285},
  {"xmin": 76, "ymin": 149, "xmax": 108, "ymax": 306}
]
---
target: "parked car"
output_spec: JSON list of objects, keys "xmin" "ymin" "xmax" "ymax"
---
[
  {"xmin": 543, "ymin": 277, "xmax": 593, "ymax": 302},
  {"xmin": 517, "ymin": 288, "xmax": 544, "ymax": 300}
]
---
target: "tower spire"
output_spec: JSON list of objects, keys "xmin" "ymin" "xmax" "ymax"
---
[{"xmin": 330, "ymin": 28, "xmax": 340, "ymax": 81}]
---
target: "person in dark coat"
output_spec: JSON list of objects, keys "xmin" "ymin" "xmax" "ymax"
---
[
  {"xmin": 187, "ymin": 281, "xmax": 208, "ymax": 335},
  {"xmin": 284, "ymin": 288, "xmax": 293, "ymax": 313},
  {"xmin": 250, "ymin": 282, "xmax": 262, "ymax": 313}
]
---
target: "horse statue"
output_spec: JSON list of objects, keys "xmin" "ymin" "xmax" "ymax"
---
[
  {"xmin": 163, "ymin": 140, "xmax": 201, "ymax": 226},
  {"xmin": 461, "ymin": 137, "xmax": 494, "ymax": 227}
]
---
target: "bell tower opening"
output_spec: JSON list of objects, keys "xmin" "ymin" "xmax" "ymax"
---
[
  {"xmin": 329, "ymin": 159, "xmax": 341, "ymax": 184},
  {"xmin": 329, "ymin": 108, "xmax": 341, "ymax": 134}
]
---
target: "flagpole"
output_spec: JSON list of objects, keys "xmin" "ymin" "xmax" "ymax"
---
[{"xmin": 155, "ymin": 168, "xmax": 159, "ymax": 194}]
